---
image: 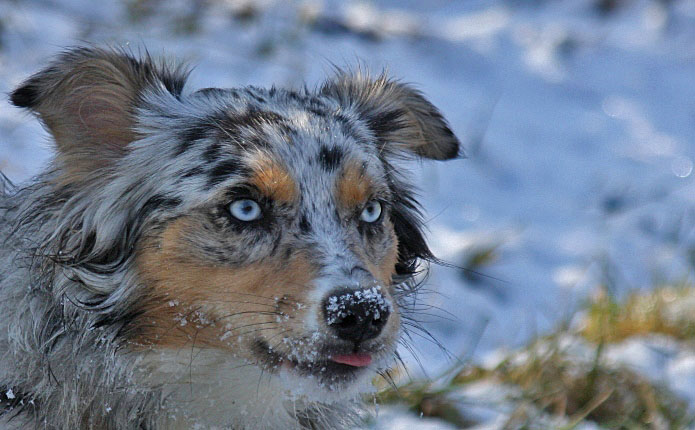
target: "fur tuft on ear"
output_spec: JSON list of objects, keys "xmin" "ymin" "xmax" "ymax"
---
[
  {"xmin": 10, "ymin": 46, "xmax": 190, "ymax": 179},
  {"xmin": 321, "ymin": 72, "xmax": 460, "ymax": 160}
]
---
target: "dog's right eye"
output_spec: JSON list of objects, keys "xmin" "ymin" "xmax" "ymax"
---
[{"xmin": 229, "ymin": 199, "xmax": 262, "ymax": 221}]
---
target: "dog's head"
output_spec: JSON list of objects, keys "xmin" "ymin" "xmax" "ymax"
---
[{"xmin": 11, "ymin": 48, "xmax": 459, "ymax": 398}]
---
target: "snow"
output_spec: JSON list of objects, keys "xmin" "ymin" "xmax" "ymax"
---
[
  {"xmin": 368, "ymin": 406, "xmax": 459, "ymax": 430},
  {"xmin": 599, "ymin": 334, "xmax": 695, "ymax": 408},
  {"xmin": 604, "ymin": 335, "xmax": 679, "ymax": 382},
  {"xmin": 1, "ymin": 0, "xmax": 694, "ymax": 427},
  {"xmin": 668, "ymin": 354, "xmax": 695, "ymax": 405}
]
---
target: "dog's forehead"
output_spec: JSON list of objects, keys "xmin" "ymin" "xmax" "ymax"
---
[{"xmin": 213, "ymin": 87, "xmax": 386, "ymax": 187}]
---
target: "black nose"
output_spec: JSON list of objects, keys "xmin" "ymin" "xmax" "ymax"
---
[{"xmin": 323, "ymin": 287, "xmax": 391, "ymax": 342}]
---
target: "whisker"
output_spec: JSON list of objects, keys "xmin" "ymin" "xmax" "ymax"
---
[
  {"xmin": 397, "ymin": 337, "xmax": 426, "ymax": 378},
  {"xmin": 222, "ymin": 291, "xmax": 301, "ymax": 304},
  {"xmin": 393, "ymin": 350, "xmax": 411, "ymax": 380},
  {"xmin": 202, "ymin": 300, "xmax": 280, "ymax": 309},
  {"xmin": 219, "ymin": 321, "xmax": 281, "ymax": 334},
  {"xmin": 212, "ymin": 310, "xmax": 285, "ymax": 323},
  {"xmin": 235, "ymin": 326, "xmax": 284, "ymax": 338},
  {"xmin": 265, "ymin": 329, "xmax": 293, "ymax": 348},
  {"xmin": 431, "ymin": 257, "xmax": 510, "ymax": 284},
  {"xmin": 401, "ymin": 321, "xmax": 454, "ymax": 359},
  {"xmin": 376, "ymin": 369, "xmax": 399, "ymax": 393}
]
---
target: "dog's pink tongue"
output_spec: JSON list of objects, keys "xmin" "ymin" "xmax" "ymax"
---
[{"xmin": 330, "ymin": 353, "xmax": 372, "ymax": 367}]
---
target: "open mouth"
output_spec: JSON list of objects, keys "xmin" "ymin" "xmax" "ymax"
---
[{"xmin": 252, "ymin": 339, "xmax": 376, "ymax": 384}]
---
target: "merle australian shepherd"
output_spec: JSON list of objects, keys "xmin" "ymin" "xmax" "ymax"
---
[{"xmin": 0, "ymin": 47, "xmax": 459, "ymax": 429}]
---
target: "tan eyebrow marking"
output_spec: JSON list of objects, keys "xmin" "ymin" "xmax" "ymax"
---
[
  {"xmin": 336, "ymin": 160, "xmax": 373, "ymax": 208},
  {"xmin": 247, "ymin": 152, "xmax": 297, "ymax": 203}
]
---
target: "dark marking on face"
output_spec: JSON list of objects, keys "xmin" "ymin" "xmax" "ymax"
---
[
  {"xmin": 90, "ymin": 307, "xmax": 145, "ymax": 340},
  {"xmin": 269, "ymin": 233, "xmax": 283, "ymax": 256},
  {"xmin": 207, "ymin": 159, "xmax": 239, "ymax": 188},
  {"xmin": 298, "ymin": 214, "xmax": 311, "ymax": 234},
  {"xmin": 181, "ymin": 166, "xmax": 205, "ymax": 179},
  {"xmin": 199, "ymin": 244, "xmax": 232, "ymax": 263},
  {"xmin": 252, "ymin": 338, "xmax": 282, "ymax": 368},
  {"xmin": 230, "ymin": 107, "xmax": 286, "ymax": 130},
  {"xmin": 203, "ymin": 141, "xmax": 222, "ymax": 163},
  {"xmin": 284, "ymin": 246, "xmax": 294, "ymax": 260},
  {"xmin": 317, "ymin": 145, "xmax": 344, "ymax": 172},
  {"xmin": 176, "ymin": 122, "xmax": 213, "ymax": 156},
  {"xmin": 214, "ymin": 107, "xmax": 294, "ymax": 148},
  {"xmin": 307, "ymin": 106, "xmax": 327, "ymax": 118},
  {"xmin": 139, "ymin": 194, "xmax": 182, "ymax": 218}
]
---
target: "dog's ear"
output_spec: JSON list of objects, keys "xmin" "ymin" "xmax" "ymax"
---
[
  {"xmin": 321, "ymin": 72, "xmax": 460, "ymax": 160},
  {"xmin": 10, "ymin": 47, "xmax": 188, "ymax": 176}
]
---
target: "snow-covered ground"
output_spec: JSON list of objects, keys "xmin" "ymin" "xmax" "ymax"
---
[{"xmin": 1, "ymin": 0, "xmax": 695, "ymax": 427}]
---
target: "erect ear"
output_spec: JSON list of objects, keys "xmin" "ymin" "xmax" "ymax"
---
[
  {"xmin": 10, "ymin": 46, "xmax": 189, "ymax": 178},
  {"xmin": 321, "ymin": 72, "xmax": 460, "ymax": 160}
]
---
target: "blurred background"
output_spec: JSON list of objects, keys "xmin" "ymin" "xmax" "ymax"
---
[{"xmin": 1, "ymin": 0, "xmax": 695, "ymax": 428}]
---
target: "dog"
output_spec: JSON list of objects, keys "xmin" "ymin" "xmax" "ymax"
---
[{"xmin": 0, "ymin": 46, "xmax": 459, "ymax": 429}]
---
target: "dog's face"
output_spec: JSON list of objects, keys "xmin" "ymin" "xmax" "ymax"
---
[
  {"xmin": 11, "ymin": 48, "xmax": 459, "ymax": 397},
  {"xmin": 135, "ymin": 91, "xmax": 407, "ymax": 390}
]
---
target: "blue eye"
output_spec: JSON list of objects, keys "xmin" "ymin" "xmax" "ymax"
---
[
  {"xmin": 229, "ymin": 199, "xmax": 262, "ymax": 222},
  {"xmin": 360, "ymin": 201, "xmax": 382, "ymax": 223}
]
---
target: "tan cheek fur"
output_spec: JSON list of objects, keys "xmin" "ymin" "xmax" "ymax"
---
[
  {"xmin": 356, "ymin": 226, "xmax": 399, "ymax": 288},
  {"xmin": 134, "ymin": 218, "xmax": 317, "ymax": 349}
]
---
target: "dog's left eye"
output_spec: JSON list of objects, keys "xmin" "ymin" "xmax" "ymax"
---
[
  {"xmin": 229, "ymin": 199, "xmax": 262, "ymax": 221},
  {"xmin": 360, "ymin": 200, "xmax": 382, "ymax": 223}
]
